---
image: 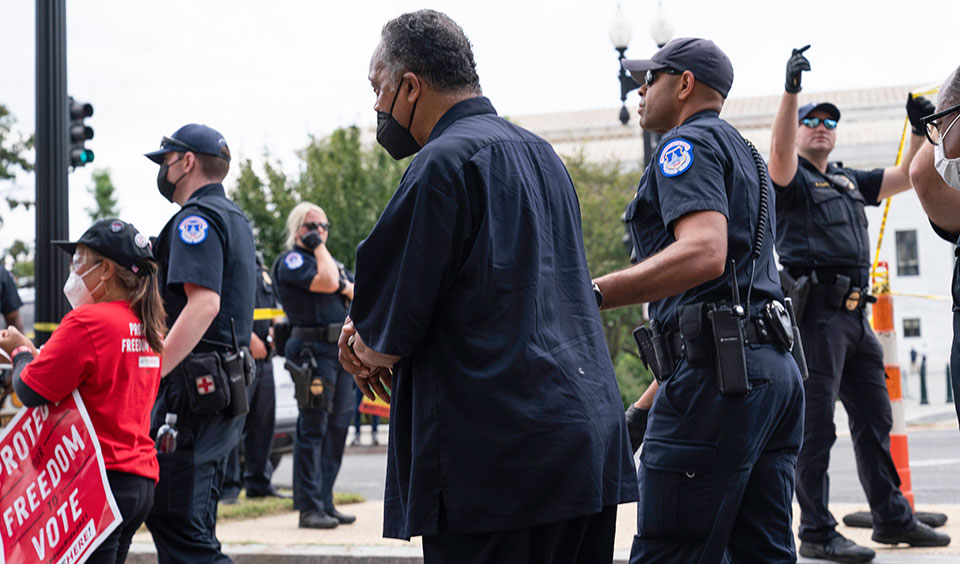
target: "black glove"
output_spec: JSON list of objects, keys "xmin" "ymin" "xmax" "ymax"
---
[
  {"xmin": 906, "ymin": 94, "xmax": 935, "ymax": 136},
  {"xmin": 625, "ymin": 404, "xmax": 649, "ymax": 453},
  {"xmin": 785, "ymin": 45, "xmax": 811, "ymax": 94},
  {"xmin": 300, "ymin": 230, "xmax": 323, "ymax": 250}
]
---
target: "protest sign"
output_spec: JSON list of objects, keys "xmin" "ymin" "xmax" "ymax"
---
[
  {"xmin": 0, "ymin": 390, "xmax": 120, "ymax": 564},
  {"xmin": 359, "ymin": 395, "xmax": 389, "ymax": 419}
]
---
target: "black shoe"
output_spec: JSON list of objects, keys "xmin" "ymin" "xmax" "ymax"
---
[
  {"xmin": 220, "ymin": 493, "xmax": 239, "ymax": 505},
  {"xmin": 872, "ymin": 519, "xmax": 951, "ymax": 547},
  {"xmin": 299, "ymin": 511, "xmax": 339, "ymax": 529},
  {"xmin": 326, "ymin": 507, "xmax": 356, "ymax": 524},
  {"xmin": 799, "ymin": 535, "xmax": 875, "ymax": 563},
  {"xmin": 246, "ymin": 487, "xmax": 292, "ymax": 499}
]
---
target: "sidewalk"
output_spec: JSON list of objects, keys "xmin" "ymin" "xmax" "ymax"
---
[{"xmin": 126, "ymin": 500, "xmax": 960, "ymax": 563}]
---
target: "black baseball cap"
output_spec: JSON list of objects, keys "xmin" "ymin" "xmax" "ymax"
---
[
  {"xmin": 53, "ymin": 219, "xmax": 155, "ymax": 274},
  {"xmin": 622, "ymin": 37, "xmax": 734, "ymax": 98},
  {"xmin": 144, "ymin": 123, "xmax": 231, "ymax": 164},
  {"xmin": 798, "ymin": 102, "xmax": 841, "ymax": 122}
]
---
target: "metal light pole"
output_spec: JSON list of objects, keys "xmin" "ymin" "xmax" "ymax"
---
[
  {"xmin": 609, "ymin": 3, "xmax": 674, "ymax": 167},
  {"xmin": 35, "ymin": 0, "xmax": 72, "ymax": 345}
]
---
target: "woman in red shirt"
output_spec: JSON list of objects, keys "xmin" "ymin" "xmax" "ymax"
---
[{"xmin": 0, "ymin": 218, "xmax": 165, "ymax": 564}]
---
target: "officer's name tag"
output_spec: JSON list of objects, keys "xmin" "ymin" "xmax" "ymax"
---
[{"xmin": 139, "ymin": 356, "xmax": 160, "ymax": 368}]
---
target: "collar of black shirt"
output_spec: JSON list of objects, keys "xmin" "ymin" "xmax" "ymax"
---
[
  {"xmin": 426, "ymin": 96, "xmax": 498, "ymax": 144},
  {"xmin": 680, "ymin": 109, "xmax": 720, "ymax": 126}
]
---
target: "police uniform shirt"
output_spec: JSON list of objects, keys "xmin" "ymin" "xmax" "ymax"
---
[
  {"xmin": 0, "ymin": 266, "xmax": 22, "ymax": 318},
  {"xmin": 155, "ymin": 183, "xmax": 256, "ymax": 348},
  {"xmin": 274, "ymin": 247, "xmax": 349, "ymax": 328},
  {"xmin": 626, "ymin": 110, "xmax": 783, "ymax": 327},
  {"xmin": 774, "ymin": 156, "xmax": 883, "ymax": 286},
  {"xmin": 349, "ymin": 96, "xmax": 638, "ymax": 540}
]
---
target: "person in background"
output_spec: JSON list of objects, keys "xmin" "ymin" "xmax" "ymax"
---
[
  {"xmin": 0, "ymin": 264, "xmax": 23, "ymax": 332},
  {"xmin": 222, "ymin": 252, "xmax": 288, "ymax": 502},
  {"xmin": 770, "ymin": 46, "xmax": 948, "ymax": 562},
  {"xmin": 0, "ymin": 218, "xmax": 164, "ymax": 564},
  {"xmin": 275, "ymin": 202, "xmax": 356, "ymax": 529},
  {"xmin": 351, "ymin": 383, "xmax": 379, "ymax": 447}
]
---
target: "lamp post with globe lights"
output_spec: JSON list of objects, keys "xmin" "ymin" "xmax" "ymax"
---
[{"xmin": 609, "ymin": 3, "xmax": 674, "ymax": 166}]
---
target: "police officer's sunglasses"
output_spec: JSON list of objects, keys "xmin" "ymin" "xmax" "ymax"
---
[
  {"xmin": 920, "ymin": 102, "xmax": 960, "ymax": 146},
  {"xmin": 644, "ymin": 67, "xmax": 682, "ymax": 87},
  {"xmin": 302, "ymin": 221, "xmax": 330, "ymax": 232},
  {"xmin": 801, "ymin": 117, "xmax": 838, "ymax": 130},
  {"xmin": 159, "ymin": 135, "xmax": 200, "ymax": 154}
]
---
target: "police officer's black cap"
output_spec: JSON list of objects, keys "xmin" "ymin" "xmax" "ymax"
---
[
  {"xmin": 621, "ymin": 37, "xmax": 734, "ymax": 98},
  {"xmin": 53, "ymin": 219, "xmax": 155, "ymax": 274},
  {"xmin": 798, "ymin": 102, "xmax": 841, "ymax": 122},
  {"xmin": 144, "ymin": 123, "xmax": 231, "ymax": 164}
]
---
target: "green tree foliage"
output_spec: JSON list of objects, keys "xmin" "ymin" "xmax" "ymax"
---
[
  {"xmin": 0, "ymin": 104, "xmax": 34, "ymax": 222},
  {"xmin": 563, "ymin": 152, "xmax": 653, "ymax": 406},
  {"xmin": 231, "ymin": 127, "xmax": 407, "ymax": 271},
  {"xmin": 6, "ymin": 239, "xmax": 33, "ymax": 280},
  {"xmin": 86, "ymin": 169, "xmax": 120, "ymax": 221}
]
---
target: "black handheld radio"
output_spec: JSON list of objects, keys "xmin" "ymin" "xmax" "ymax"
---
[{"xmin": 707, "ymin": 260, "xmax": 750, "ymax": 395}]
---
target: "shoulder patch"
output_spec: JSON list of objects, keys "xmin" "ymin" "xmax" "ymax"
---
[
  {"xmin": 658, "ymin": 138, "xmax": 695, "ymax": 177},
  {"xmin": 178, "ymin": 215, "xmax": 209, "ymax": 245},
  {"xmin": 284, "ymin": 252, "xmax": 304, "ymax": 270}
]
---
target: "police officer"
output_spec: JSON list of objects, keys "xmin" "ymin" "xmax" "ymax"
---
[
  {"xmin": 222, "ymin": 252, "xmax": 287, "ymax": 503},
  {"xmin": 142, "ymin": 124, "xmax": 257, "ymax": 563},
  {"xmin": 593, "ymin": 38, "xmax": 805, "ymax": 562},
  {"xmin": 770, "ymin": 47, "xmax": 948, "ymax": 561},
  {"xmin": 275, "ymin": 202, "xmax": 355, "ymax": 529},
  {"xmin": 911, "ymin": 65, "xmax": 960, "ymax": 427}
]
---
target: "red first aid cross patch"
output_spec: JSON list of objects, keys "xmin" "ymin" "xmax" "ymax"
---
[{"xmin": 196, "ymin": 375, "xmax": 215, "ymax": 395}]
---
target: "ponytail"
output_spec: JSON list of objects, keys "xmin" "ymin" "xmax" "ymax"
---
[{"xmin": 129, "ymin": 261, "xmax": 166, "ymax": 354}]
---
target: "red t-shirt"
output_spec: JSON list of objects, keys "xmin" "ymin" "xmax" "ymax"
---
[{"xmin": 21, "ymin": 300, "xmax": 162, "ymax": 482}]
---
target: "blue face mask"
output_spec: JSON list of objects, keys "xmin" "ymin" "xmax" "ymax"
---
[{"xmin": 375, "ymin": 79, "xmax": 421, "ymax": 160}]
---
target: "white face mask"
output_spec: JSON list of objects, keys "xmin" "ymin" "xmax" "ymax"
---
[
  {"xmin": 935, "ymin": 140, "xmax": 960, "ymax": 190},
  {"xmin": 63, "ymin": 263, "xmax": 102, "ymax": 309}
]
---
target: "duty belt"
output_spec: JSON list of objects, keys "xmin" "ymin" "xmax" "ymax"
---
[
  {"xmin": 636, "ymin": 317, "xmax": 779, "ymax": 383},
  {"xmin": 291, "ymin": 323, "xmax": 343, "ymax": 343}
]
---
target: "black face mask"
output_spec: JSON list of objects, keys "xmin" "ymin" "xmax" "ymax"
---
[
  {"xmin": 376, "ymin": 80, "xmax": 421, "ymax": 160},
  {"xmin": 157, "ymin": 156, "xmax": 187, "ymax": 203},
  {"xmin": 300, "ymin": 230, "xmax": 323, "ymax": 251}
]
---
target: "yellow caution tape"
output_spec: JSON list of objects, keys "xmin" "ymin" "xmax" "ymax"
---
[
  {"xmin": 871, "ymin": 87, "xmax": 941, "ymax": 295},
  {"xmin": 253, "ymin": 308, "xmax": 286, "ymax": 320},
  {"xmin": 33, "ymin": 322, "xmax": 59, "ymax": 332}
]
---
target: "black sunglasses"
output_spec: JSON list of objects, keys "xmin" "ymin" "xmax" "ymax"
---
[
  {"xmin": 303, "ymin": 221, "xmax": 330, "ymax": 232},
  {"xmin": 159, "ymin": 135, "xmax": 200, "ymax": 154},
  {"xmin": 644, "ymin": 67, "xmax": 682, "ymax": 87},
  {"xmin": 801, "ymin": 117, "xmax": 838, "ymax": 130},
  {"xmin": 920, "ymin": 102, "xmax": 960, "ymax": 146}
]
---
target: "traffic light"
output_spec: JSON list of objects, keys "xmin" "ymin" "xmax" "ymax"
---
[{"xmin": 68, "ymin": 96, "xmax": 94, "ymax": 167}]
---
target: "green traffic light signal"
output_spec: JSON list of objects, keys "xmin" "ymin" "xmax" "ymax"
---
[{"xmin": 68, "ymin": 96, "xmax": 94, "ymax": 168}]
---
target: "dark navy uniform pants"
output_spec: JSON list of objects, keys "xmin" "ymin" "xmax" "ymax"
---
[
  {"xmin": 146, "ymin": 371, "xmax": 244, "ymax": 564},
  {"xmin": 287, "ymin": 338, "xmax": 354, "ymax": 515},
  {"xmin": 224, "ymin": 358, "xmax": 276, "ymax": 495},
  {"xmin": 630, "ymin": 344, "xmax": 804, "ymax": 563},
  {"xmin": 796, "ymin": 297, "xmax": 914, "ymax": 542}
]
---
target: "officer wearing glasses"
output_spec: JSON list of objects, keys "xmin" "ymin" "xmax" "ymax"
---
[
  {"xmin": 594, "ymin": 37, "xmax": 805, "ymax": 562},
  {"xmin": 274, "ymin": 202, "xmax": 355, "ymax": 529},
  {"xmin": 770, "ymin": 46, "xmax": 948, "ymax": 562},
  {"xmin": 911, "ymin": 65, "xmax": 960, "ymax": 427}
]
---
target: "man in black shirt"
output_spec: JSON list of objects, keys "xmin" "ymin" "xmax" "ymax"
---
[{"xmin": 338, "ymin": 10, "xmax": 637, "ymax": 563}]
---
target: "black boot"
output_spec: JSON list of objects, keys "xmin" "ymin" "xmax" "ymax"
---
[{"xmin": 799, "ymin": 534, "xmax": 875, "ymax": 563}]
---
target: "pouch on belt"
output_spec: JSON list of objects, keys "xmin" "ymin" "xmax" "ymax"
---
[{"xmin": 180, "ymin": 351, "xmax": 231, "ymax": 415}]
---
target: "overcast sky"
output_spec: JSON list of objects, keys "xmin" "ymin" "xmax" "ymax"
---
[{"xmin": 0, "ymin": 0, "xmax": 957, "ymax": 253}]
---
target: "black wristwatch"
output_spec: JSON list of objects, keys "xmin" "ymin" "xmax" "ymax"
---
[{"xmin": 592, "ymin": 282, "xmax": 603, "ymax": 310}]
